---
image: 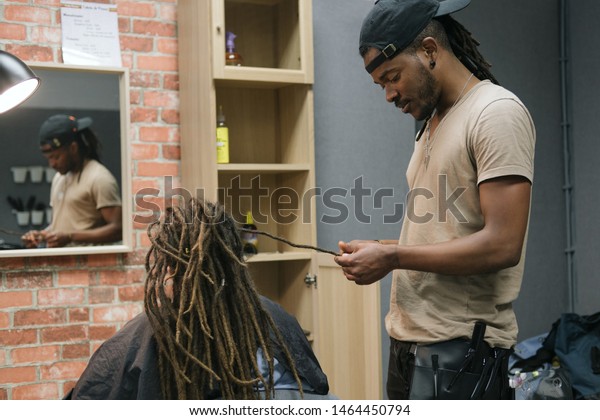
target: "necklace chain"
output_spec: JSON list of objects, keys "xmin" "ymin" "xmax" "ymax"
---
[{"xmin": 424, "ymin": 73, "xmax": 474, "ymax": 168}]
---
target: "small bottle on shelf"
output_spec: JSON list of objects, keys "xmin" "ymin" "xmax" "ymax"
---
[
  {"xmin": 225, "ymin": 31, "xmax": 243, "ymax": 66},
  {"xmin": 216, "ymin": 105, "xmax": 229, "ymax": 164},
  {"xmin": 241, "ymin": 211, "xmax": 258, "ymax": 255}
]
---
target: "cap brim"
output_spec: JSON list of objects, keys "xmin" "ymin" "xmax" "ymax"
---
[
  {"xmin": 77, "ymin": 117, "xmax": 93, "ymax": 130},
  {"xmin": 435, "ymin": 0, "xmax": 470, "ymax": 17}
]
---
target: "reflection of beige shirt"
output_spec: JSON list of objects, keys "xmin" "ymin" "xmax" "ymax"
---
[
  {"xmin": 386, "ymin": 81, "xmax": 536, "ymax": 349},
  {"xmin": 49, "ymin": 159, "xmax": 121, "ymax": 234}
]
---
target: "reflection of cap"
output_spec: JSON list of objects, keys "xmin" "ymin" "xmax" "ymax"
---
[
  {"xmin": 39, "ymin": 114, "xmax": 93, "ymax": 150},
  {"xmin": 360, "ymin": 0, "xmax": 471, "ymax": 74}
]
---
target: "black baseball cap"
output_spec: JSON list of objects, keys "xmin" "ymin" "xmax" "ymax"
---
[
  {"xmin": 39, "ymin": 114, "xmax": 93, "ymax": 150},
  {"xmin": 360, "ymin": 0, "xmax": 471, "ymax": 74}
]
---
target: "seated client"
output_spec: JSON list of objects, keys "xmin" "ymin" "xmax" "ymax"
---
[{"xmin": 67, "ymin": 198, "xmax": 333, "ymax": 399}]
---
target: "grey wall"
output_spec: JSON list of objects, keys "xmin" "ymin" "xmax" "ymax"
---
[
  {"xmin": 457, "ymin": 0, "xmax": 568, "ymax": 337},
  {"xmin": 570, "ymin": 0, "xmax": 600, "ymax": 315},
  {"xmin": 312, "ymin": 0, "xmax": 591, "ymax": 397},
  {"xmin": 312, "ymin": 0, "xmax": 413, "ymax": 398}
]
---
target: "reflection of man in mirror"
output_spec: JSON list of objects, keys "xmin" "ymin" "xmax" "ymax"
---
[{"xmin": 22, "ymin": 114, "xmax": 122, "ymax": 248}]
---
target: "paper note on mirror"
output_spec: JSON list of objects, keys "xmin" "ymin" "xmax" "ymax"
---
[{"xmin": 60, "ymin": 1, "xmax": 122, "ymax": 67}]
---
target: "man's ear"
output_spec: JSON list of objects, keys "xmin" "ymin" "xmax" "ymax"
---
[
  {"xmin": 422, "ymin": 37, "xmax": 439, "ymax": 57},
  {"xmin": 421, "ymin": 37, "xmax": 440, "ymax": 70},
  {"xmin": 68, "ymin": 140, "xmax": 80, "ymax": 155}
]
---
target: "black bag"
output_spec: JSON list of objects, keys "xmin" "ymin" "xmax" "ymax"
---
[
  {"xmin": 409, "ymin": 322, "xmax": 513, "ymax": 399},
  {"xmin": 511, "ymin": 311, "xmax": 600, "ymax": 399},
  {"xmin": 555, "ymin": 312, "xmax": 600, "ymax": 399},
  {"xmin": 508, "ymin": 333, "xmax": 573, "ymax": 399}
]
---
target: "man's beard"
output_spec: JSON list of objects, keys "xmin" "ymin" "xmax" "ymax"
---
[{"xmin": 394, "ymin": 61, "xmax": 438, "ymax": 121}]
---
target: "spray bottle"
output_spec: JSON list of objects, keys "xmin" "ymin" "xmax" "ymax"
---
[
  {"xmin": 225, "ymin": 31, "xmax": 243, "ymax": 66},
  {"xmin": 216, "ymin": 105, "xmax": 229, "ymax": 163}
]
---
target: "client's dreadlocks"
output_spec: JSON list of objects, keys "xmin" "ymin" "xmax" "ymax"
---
[{"xmin": 144, "ymin": 198, "xmax": 303, "ymax": 399}]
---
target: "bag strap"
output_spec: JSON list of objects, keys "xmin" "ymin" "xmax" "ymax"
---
[
  {"xmin": 592, "ymin": 346, "xmax": 600, "ymax": 375},
  {"xmin": 512, "ymin": 317, "xmax": 561, "ymax": 372},
  {"xmin": 447, "ymin": 321, "xmax": 487, "ymax": 391}
]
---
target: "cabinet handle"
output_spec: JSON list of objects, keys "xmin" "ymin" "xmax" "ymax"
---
[{"xmin": 304, "ymin": 273, "xmax": 317, "ymax": 288}]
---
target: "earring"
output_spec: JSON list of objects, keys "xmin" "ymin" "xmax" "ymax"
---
[{"xmin": 429, "ymin": 60, "xmax": 436, "ymax": 69}]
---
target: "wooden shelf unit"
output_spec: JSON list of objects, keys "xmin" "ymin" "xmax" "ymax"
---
[{"xmin": 177, "ymin": 0, "xmax": 382, "ymax": 399}]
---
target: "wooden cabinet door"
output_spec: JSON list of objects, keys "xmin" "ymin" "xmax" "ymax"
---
[{"xmin": 313, "ymin": 254, "xmax": 382, "ymax": 400}]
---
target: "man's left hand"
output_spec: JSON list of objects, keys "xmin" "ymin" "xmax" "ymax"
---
[
  {"xmin": 334, "ymin": 240, "xmax": 395, "ymax": 285},
  {"xmin": 44, "ymin": 231, "xmax": 72, "ymax": 248}
]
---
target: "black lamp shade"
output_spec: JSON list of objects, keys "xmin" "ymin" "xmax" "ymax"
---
[{"xmin": 0, "ymin": 50, "xmax": 41, "ymax": 113}]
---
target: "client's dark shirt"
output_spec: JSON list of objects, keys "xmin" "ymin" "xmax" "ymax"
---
[{"xmin": 67, "ymin": 296, "xmax": 329, "ymax": 399}]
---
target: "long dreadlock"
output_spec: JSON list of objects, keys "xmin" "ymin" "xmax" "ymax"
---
[
  {"xmin": 435, "ymin": 15, "xmax": 498, "ymax": 85},
  {"xmin": 144, "ymin": 198, "xmax": 303, "ymax": 399},
  {"xmin": 416, "ymin": 15, "xmax": 499, "ymax": 85},
  {"xmin": 76, "ymin": 127, "xmax": 102, "ymax": 163}
]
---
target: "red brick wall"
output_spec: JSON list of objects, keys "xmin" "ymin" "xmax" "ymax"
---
[{"xmin": 0, "ymin": 0, "xmax": 179, "ymax": 399}]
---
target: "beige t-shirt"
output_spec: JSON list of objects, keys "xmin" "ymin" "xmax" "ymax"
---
[
  {"xmin": 386, "ymin": 80, "xmax": 536, "ymax": 348},
  {"xmin": 49, "ymin": 159, "xmax": 121, "ymax": 234}
]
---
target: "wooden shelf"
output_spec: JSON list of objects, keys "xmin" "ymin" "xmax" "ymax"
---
[
  {"xmin": 217, "ymin": 67, "xmax": 312, "ymax": 87},
  {"xmin": 227, "ymin": 0, "xmax": 282, "ymax": 6},
  {"xmin": 218, "ymin": 163, "xmax": 311, "ymax": 173},
  {"xmin": 179, "ymin": 0, "xmax": 386, "ymax": 400},
  {"xmin": 244, "ymin": 251, "xmax": 312, "ymax": 263}
]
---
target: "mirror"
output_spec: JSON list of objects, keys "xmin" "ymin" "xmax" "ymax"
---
[{"xmin": 0, "ymin": 62, "xmax": 132, "ymax": 257}]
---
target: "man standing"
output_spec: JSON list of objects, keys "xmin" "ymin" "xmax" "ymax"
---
[
  {"xmin": 22, "ymin": 114, "xmax": 122, "ymax": 248},
  {"xmin": 334, "ymin": 0, "xmax": 535, "ymax": 399}
]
